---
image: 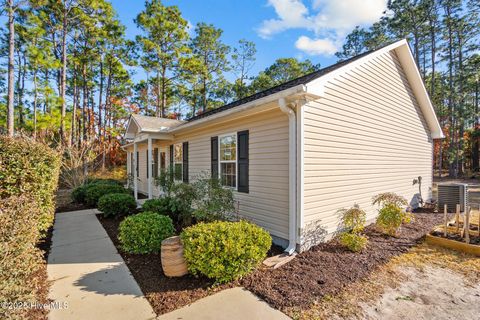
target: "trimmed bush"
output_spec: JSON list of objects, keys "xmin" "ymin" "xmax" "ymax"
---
[
  {"xmin": 181, "ymin": 220, "xmax": 272, "ymax": 283},
  {"xmin": 339, "ymin": 233, "xmax": 368, "ymax": 252},
  {"xmin": 84, "ymin": 183, "xmax": 127, "ymax": 207},
  {"xmin": 337, "ymin": 205, "xmax": 368, "ymax": 252},
  {"xmin": 142, "ymin": 198, "xmax": 171, "ymax": 215},
  {"xmin": 0, "ymin": 136, "xmax": 61, "ymax": 232},
  {"xmin": 98, "ymin": 193, "xmax": 137, "ymax": 218},
  {"xmin": 86, "ymin": 178, "xmax": 123, "ymax": 186},
  {"xmin": 0, "ymin": 196, "xmax": 44, "ymax": 319},
  {"xmin": 71, "ymin": 184, "xmax": 89, "ymax": 203},
  {"xmin": 118, "ymin": 212, "xmax": 174, "ymax": 254}
]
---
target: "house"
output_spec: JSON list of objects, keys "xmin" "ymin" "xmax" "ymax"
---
[{"xmin": 123, "ymin": 39, "xmax": 444, "ymax": 253}]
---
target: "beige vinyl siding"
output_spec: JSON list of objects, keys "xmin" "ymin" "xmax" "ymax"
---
[
  {"xmin": 173, "ymin": 108, "xmax": 290, "ymax": 239},
  {"xmin": 302, "ymin": 50, "xmax": 433, "ymax": 239}
]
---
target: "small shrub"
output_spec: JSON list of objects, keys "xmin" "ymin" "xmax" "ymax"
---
[
  {"xmin": 181, "ymin": 220, "xmax": 272, "ymax": 283},
  {"xmin": 71, "ymin": 184, "xmax": 89, "ymax": 203},
  {"xmin": 338, "ymin": 204, "xmax": 367, "ymax": 234},
  {"xmin": 118, "ymin": 212, "xmax": 174, "ymax": 254},
  {"xmin": 372, "ymin": 192, "xmax": 413, "ymax": 236},
  {"xmin": 372, "ymin": 192, "xmax": 408, "ymax": 208},
  {"xmin": 98, "ymin": 193, "xmax": 137, "ymax": 218},
  {"xmin": 339, "ymin": 233, "xmax": 368, "ymax": 252},
  {"xmin": 84, "ymin": 183, "xmax": 127, "ymax": 207},
  {"xmin": 192, "ymin": 175, "xmax": 235, "ymax": 222},
  {"xmin": 376, "ymin": 203, "xmax": 413, "ymax": 236},
  {"xmin": 142, "ymin": 198, "xmax": 171, "ymax": 214},
  {"xmin": 142, "ymin": 196, "xmax": 192, "ymax": 226},
  {"xmin": 337, "ymin": 205, "xmax": 368, "ymax": 252},
  {"xmin": 86, "ymin": 178, "xmax": 123, "ymax": 186}
]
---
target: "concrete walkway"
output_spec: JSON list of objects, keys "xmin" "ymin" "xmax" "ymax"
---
[
  {"xmin": 158, "ymin": 287, "xmax": 291, "ymax": 320},
  {"xmin": 47, "ymin": 209, "xmax": 156, "ymax": 320}
]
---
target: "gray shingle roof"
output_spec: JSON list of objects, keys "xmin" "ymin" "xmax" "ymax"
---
[{"xmin": 131, "ymin": 114, "xmax": 185, "ymax": 132}]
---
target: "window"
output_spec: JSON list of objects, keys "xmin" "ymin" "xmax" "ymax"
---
[
  {"xmin": 174, "ymin": 143, "xmax": 183, "ymax": 181},
  {"xmin": 219, "ymin": 134, "xmax": 237, "ymax": 188}
]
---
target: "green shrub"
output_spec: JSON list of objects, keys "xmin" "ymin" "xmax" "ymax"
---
[
  {"xmin": 142, "ymin": 196, "xmax": 191, "ymax": 226},
  {"xmin": 372, "ymin": 192, "xmax": 413, "ymax": 236},
  {"xmin": 118, "ymin": 212, "xmax": 174, "ymax": 254},
  {"xmin": 0, "ymin": 196, "xmax": 45, "ymax": 320},
  {"xmin": 181, "ymin": 220, "xmax": 272, "ymax": 283},
  {"xmin": 339, "ymin": 233, "xmax": 368, "ymax": 252},
  {"xmin": 192, "ymin": 175, "xmax": 235, "ymax": 222},
  {"xmin": 142, "ymin": 198, "xmax": 171, "ymax": 215},
  {"xmin": 86, "ymin": 178, "xmax": 123, "ymax": 186},
  {"xmin": 98, "ymin": 193, "xmax": 137, "ymax": 218},
  {"xmin": 376, "ymin": 203, "xmax": 413, "ymax": 236},
  {"xmin": 71, "ymin": 184, "xmax": 89, "ymax": 203},
  {"xmin": 0, "ymin": 136, "xmax": 61, "ymax": 232},
  {"xmin": 337, "ymin": 204, "xmax": 368, "ymax": 252},
  {"xmin": 84, "ymin": 183, "xmax": 127, "ymax": 207}
]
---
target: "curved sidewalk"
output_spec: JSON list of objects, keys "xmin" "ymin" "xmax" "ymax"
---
[{"xmin": 47, "ymin": 209, "xmax": 156, "ymax": 320}]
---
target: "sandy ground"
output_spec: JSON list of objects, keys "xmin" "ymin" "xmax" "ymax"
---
[{"xmin": 361, "ymin": 266, "xmax": 480, "ymax": 320}]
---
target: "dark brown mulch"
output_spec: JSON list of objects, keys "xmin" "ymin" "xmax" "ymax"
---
[
  {"xmin": 98, "ymin": 211, "xmax": 444, "ymax": 316},
  {"xmin": 56, "ymin": 202, "xmax": 93, "ymax": 213},
  {"xmin": 431, "ymin": 231, "xmax": 480, "ymax": 245}
]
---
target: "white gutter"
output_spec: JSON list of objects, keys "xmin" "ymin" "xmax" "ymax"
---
[{"xmin": 278, "ymin": 97, "xmax": 297, "ymax": 255}]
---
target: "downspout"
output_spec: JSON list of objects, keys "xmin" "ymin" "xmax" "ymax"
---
[{"xmin": 279, "ymin": 98, "xmax": 297, "ymax": 255}]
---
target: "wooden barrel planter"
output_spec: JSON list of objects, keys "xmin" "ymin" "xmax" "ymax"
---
[{"xmin": 161, "ymin": 236, "xmax": 188, "ymax": 277}]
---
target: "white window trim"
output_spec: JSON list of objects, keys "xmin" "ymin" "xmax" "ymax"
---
[
  {"xmin": 218, "ymin": 132, "xmax": 238, "ymax": 190},
  {"xmin": 174, "ymin": 142, "xmax": 183, "ymax": 181}
]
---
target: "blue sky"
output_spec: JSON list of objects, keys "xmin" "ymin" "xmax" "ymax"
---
[{"xmin": 110, "ymin": 0, "xmax": 388, "ymax": 81}]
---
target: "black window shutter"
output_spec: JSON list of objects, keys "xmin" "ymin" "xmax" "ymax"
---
[
  {"xmin": 153, "ymin": 148, "xmax": 159, "ymax": 178},
  {"xmin": 169, "ymin": 145, "xmax": 174, "ymax": 180},
  {"xmin": 182, "ymin": 142, "xmax": 189, "ymax": 183},
  {"xmin": 211, "ymin": 137, "xmax": 218, "ymax": 180},
  {"xmin": 237, "ymin": 130, "xmax": 249, "ymax": 193},
  {"xmin": 136, "ymin": 152, "xmax": 139, "ymax": 177}
]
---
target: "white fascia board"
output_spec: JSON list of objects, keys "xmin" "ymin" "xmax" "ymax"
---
[
  {"xmin": 394, "ymin": 44, "xmax": 444, "ymax": 139},
  {"xmin": 169, "ymin": 84, "xmax": 307, "ymax": 134}
]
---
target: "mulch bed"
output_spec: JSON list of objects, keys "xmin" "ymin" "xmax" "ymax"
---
[{"xmin": 98, "ymin": 210, "xmax": 444, "ymax": 316}]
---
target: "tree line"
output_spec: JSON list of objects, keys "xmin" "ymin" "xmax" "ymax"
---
[
  {"xmin": 0, "ymin": 0, "xmax": 319, "ymax": 164},
  {"xmin": 1, "ymin": 0, "xmax": 479, "ymax": 178},
  {"xmin": 337, "ymin": 0, "xmax": 479, "ymax": 177}
]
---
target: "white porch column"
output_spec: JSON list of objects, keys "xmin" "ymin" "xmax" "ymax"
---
[
  {"xmin": 133, "ymin": 142, "xmax": 138, "ymax": 201},
  {"xmin": 147, "ymin": 137, "xmax": 153, "ymax": 199},
  {"xmin": 126, "ymin": 152, "xmax": 131, "ymax": 188}
]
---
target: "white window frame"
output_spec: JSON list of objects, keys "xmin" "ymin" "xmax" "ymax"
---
[
  {"xmin": 174, "ymin": 142, "xmax": 183, "ymax": 181},
  {"xmin": 218, "ymin": 133, "xmax": 237, "ymax": 190}
]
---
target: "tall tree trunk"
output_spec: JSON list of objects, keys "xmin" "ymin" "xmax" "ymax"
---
[
  {"xmin": 98, "ymin": 59, "xmax": 105, "ymax": 170},
  {"xmin": 474, "ymin": 79, "xmax": 480, "ymax": 172},
  {"xmin": 71, "ymin": 65, "xmax": 77, "ymax": 145},
  {"xmin": 60, "ymin": 6, "xmax": 68, "ymax": 144},
  {"xmin": 33, "ymin": 68, "xmax": 38, "ymax": 140},
  {"xmin": 161, "ymin": 66, "xmax": 167, "ymax": 117},
  {"xmin": 7, "ymin": 0, "xmax": 15, "ymax": 136}
]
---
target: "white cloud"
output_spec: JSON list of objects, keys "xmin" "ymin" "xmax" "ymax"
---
[
  {"xmin": 257, "ymin": 0, "xmax": 311, "ymax": 38},
  {"xmin": 295, "ymin": 36, "xmax": 337, "ymax": 56},
  {"xmin": 258, "ymin": 0, "xmax": 388, "ymax": 55}
]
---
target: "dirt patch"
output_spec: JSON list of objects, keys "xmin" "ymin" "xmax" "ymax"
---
[
  {"xmin": 362, "ymin": 266, "xmax": 480, "ymax": 320},
  {"xmin": 98, "ymin": 211, "xmax": 443, "ymax": 316}
]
